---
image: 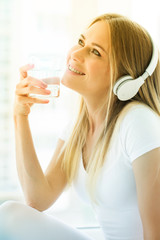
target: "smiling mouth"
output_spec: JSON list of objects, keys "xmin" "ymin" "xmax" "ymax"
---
[{"xmin": 68, "ymin": 65, "xmax": 85, "ymax": 75}]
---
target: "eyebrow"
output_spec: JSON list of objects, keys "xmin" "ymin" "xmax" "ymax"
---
[{"xmin": 80, "ymin": 34, "xmax": 108, "ymax": 54}]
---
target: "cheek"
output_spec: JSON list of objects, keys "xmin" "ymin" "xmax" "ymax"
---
[
  {"xmin": 89, "ymin": 62, "xmax": 110, "ymax": 79},
  {"xmin": 87, "ymin": 62, "xmax": 110, "ymax": 88}
]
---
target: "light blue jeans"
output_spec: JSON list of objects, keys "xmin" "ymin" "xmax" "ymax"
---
[{"xmin": 0, "ymin": 201, "xmax": 93, "ymax": 240}]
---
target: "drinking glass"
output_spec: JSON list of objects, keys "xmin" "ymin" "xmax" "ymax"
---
[{"xmin": 28, "ymin": 55, "xmax": 64, "ymax": 99}]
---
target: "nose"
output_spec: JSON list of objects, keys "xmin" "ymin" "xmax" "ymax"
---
[{"xmin": 70, "ymin": 47, "xmax": 85, "ymax": 63}]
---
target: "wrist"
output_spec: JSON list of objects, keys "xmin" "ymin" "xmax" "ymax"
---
[{"xmin": 14, "ymin": 102, "xmax": 31, "ymax": 118}]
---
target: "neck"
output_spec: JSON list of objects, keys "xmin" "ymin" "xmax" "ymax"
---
[{"xmin": 83, "ymin": 96, "xmax": 106, "ymax": 136}]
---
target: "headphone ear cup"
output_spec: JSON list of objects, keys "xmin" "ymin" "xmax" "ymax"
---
[
  {"xmin": 113, "ymin": 75, "xmax": 133, "ymax": 98},
  {"xmin": 113, "ymin": 40, "xmax": 158, "ymax": 101},
  {"xmin": 113, "ymin": 75, "xmax": 145, "ymax": 101}
]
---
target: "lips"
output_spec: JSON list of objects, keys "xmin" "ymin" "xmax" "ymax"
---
[{"xmin": 68, "ymin": 65, "xmax": 85, "ymax": 75}]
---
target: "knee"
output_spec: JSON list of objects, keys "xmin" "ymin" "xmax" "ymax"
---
[
  {"xmin": 0, "ymin": 200, "xmax": 40, "ymax": 221},
  {"xmin": 0, "ymin": 201, "xmax": 45, "ymax": 240},
  {"xmin": 0, "ymin": 201, "xmax": 25, "ymax": 238},
  {"xmin": 0, "ymin": 201, "xmax": 32, "ymax": 234},
  {"xmin": 0, "ymin": 200, "xmax": 42, "ymax": 224},
  {"xmin": 0, "ymin": 200, "xmax": 26, "ymax": 219}
]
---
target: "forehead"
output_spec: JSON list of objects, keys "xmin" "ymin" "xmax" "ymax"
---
[{"xmin": 83, "ymin": 21, "xmax": 110, "ymax": 50}]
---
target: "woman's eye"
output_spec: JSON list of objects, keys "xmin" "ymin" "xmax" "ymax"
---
[
  {"xmin": 91, "ymin": 49, "xmax": 101, "ymax": 57},
  {"xmin": 78, "ymin": 39, "xmax": 84, "ymax": 46},
  {"xmin": 77, "ymin": 39, "xmax": 101, "ymax": 57}
]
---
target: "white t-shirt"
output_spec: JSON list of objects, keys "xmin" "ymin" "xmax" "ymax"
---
[{"xmin": 59, "ymin": 103, "xmax": 160, "ymax": 240}]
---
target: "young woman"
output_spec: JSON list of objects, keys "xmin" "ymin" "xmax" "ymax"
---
[{"xmin": 1, "ymin": 13, "xmax": 160, "ymax": 240}]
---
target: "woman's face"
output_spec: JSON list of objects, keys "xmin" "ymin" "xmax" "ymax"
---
[{"xmin": 61, "ymin": 20, "xmax": 111, "ymax": 99}]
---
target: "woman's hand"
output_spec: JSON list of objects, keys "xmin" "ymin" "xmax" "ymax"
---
[{"xmin": 14, "ymin": 64, "xmax": 51, "ymax": 116}]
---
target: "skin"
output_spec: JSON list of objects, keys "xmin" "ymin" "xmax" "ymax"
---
[
  {"xmin": 14, "ymin": 21, "xmax": 111, "ymax": 210},
  {"xmin": 132, "ymin": 148, "xmax": 160, "ymax": 239},
  {"xmin": 61, "ymin": 21, "xmax": 111, "ymax": 134},
  {"xmin": 14, "ymin": 65, "xmax": 67, "ymax": 210},
  {"xmin": 14, "ymin": 20, "xmax": 160, "ymax": 239}
]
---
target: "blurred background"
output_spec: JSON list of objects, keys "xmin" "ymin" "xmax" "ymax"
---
[{"xmin": 0, "ymin": 0, "xmax": 160, "ymax": 233}]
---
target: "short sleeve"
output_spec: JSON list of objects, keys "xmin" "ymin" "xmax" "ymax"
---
[
  {"xmin": 58, "ymin": 121, "xmax": 74, "ymax": 141},
  {"xmin": 120, "ymin": 105, "xmax": 160, "ymax": 163}
]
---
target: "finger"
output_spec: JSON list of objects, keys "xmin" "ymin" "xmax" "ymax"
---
[
  {"xmin": 16, "ymin": 85, "xmax": 51, "ymax": 96},
  {"xmin": 19, "ymin": 64, "xmax": 34, "ymax": 80},
  {"xmin": 16, "ymin": 76, "xmax": 48, "ymax": 89},
  {"xmin": 17, "ymin": 95, "xmax": 49, "ymax": 104}
]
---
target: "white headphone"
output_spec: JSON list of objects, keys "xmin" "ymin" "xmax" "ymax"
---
[{"xmin": 113, "ymin": 40, "xmax": 159, "ymax": 101}]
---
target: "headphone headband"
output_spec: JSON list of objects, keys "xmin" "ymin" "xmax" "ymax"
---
[
  {"xmin": 113, "ymin": 39, "xmax": 159, "ymax": 101},
  {"xmin": 145, "ymin": 41, "xmax": 159, "ymax": 77}
]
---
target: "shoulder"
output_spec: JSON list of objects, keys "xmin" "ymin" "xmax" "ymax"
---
[
  {"xmin": 118, "ymin": 102, "xmax": 160, "ymax": 162},
  {"xmin": 120, "ymin": 102, "xmax": 160, "ymax": 130}
]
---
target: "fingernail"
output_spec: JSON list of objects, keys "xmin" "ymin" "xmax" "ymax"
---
[
  {"xmin": 46, "ymin": 90, "xmax": 51, "ymax": 94},
  {"xmin": 42, "ymin": 84, "xmax": 48, "ymax": 89},
  {"xmin": 28, "ymin": 64, "xmax": 34, "ymax": 68}
]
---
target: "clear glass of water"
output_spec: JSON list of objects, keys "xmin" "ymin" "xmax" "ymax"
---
[{"xmin": 28, "ymin": 55, "xmax": 64, "ymax": 99}]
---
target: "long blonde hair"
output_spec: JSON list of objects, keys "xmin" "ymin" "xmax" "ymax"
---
[{"xmin": 58, "ymin": 13, "xmax": 160, "ymax": 196}]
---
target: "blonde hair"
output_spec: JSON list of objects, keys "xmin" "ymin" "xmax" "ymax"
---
[{"xmin": 58, "ymin": 13, "xmax": 160, "ymax": 198}]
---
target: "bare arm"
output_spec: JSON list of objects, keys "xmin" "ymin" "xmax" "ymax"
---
[
  {"xmin": 14, "ymin": 65, "xmax": 67, "ymax": 211},
  {"xmin": 132, "ymin": 147, "xmax": 160, "ymax": 239}
]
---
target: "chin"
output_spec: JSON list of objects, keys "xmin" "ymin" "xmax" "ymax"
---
[
  {"xmin": 61, "ymin": 78, "xmax": 81, "ymax": 96},
  {"xmin": 61, "ymin": 74, "xmax": 70, "ymax": 87},
  {"xmin": 60, "ymin": 75, "xmax": 72, "ymax": 90}
]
